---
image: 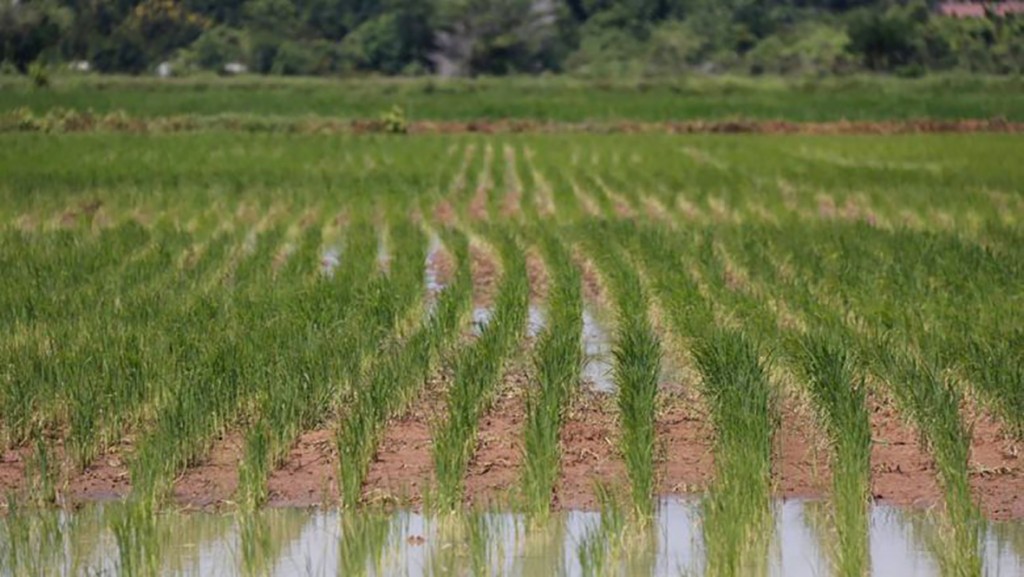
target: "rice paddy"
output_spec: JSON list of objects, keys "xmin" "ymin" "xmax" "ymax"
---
[{"xmin": 1, "ymin": 130, "xmax": 1023, "ymax": 576}]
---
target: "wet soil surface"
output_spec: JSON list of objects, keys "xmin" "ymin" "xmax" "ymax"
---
[
  {"xmin": 3, "ymin": 378, "xmax": 1023, "ymax": 519},
  {"xmin": 464, "ymin": 367, "xmax": 530, "ymax": 508},
  {"xmin": 267, "ymin": 429, "xmax": 337, "ymax": 507},
  {"xmin": 776, "ymin": 394, "xmax": 832, "ymax": 498},
  {"xmin": 362, "ymin": 369, "xmax": 451, "ymax": 507},
  {"xmin": 968, "ymin": 409, "xmax": 1024, "ymax": 521},
  {"xmin": 657, "ymin": 390, "xmax": 714, "ymax": 496},
  {"xmin": 555, "ymin": 391, "xmax": 626, "ymax": 510},
  {"xmin": 171, "ymin": 432, "xmax": 244, "ymax": 509},
  {"xmin": 867, "ymin": 393, "xmax": 942, "ymax": 510}
]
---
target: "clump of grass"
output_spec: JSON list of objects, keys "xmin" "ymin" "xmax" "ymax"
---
[
  {"xmin": 432, "ymin": 230, "xmax": 528, "ymax": 511},
  {"xmin": 521, "ymin": 232, "xmax": 582, "ymax": 516},
  {"xmin": 694, "ymin": 329, "xmax": 777, "ymax": 577}
]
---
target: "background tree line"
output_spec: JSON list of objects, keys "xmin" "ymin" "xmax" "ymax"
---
[{"xmin": 2, "ymin": 0, "xmax": 1022, "ymax": 77}]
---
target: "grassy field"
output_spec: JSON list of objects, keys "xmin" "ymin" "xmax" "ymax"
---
[
  {"xmin": 2, "ymin": 74, "xmax": 1024, "ymax": 122},
  {"xmin": 0, "ymin": 128, "xmax": 1022, "ymax": 575}
]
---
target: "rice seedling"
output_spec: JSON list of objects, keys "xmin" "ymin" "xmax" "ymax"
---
[
  {"xmin": 582, "ymin": 222, "xmax": 661, "ymax": 519},
  {"xmin": 793, "ymin": 332, "xmax": 871, "ymax": 577},
  {"xmin": 432, "ymin": 229, "xmax": 528, "ymax": 511},
  {"xmin": 337, "ymin": 230, "xmax": 473, "ymax": 508},
  {"xmin": 694, "ymin": 330, "xmax": 777, "ymax": 577},
  {"xmin": 521, "ymin": 230, "xmax": 583, "ymax": 516}
]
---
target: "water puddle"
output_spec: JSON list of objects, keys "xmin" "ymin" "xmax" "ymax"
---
[
  {"xmin": 320, "ymin": 247, "xmax": 341, "ymax": 277},
  {"xmin": 424, "ymin": 234, "xmax": 445, "ymax": 295},
  {"xmin": 527, "ymin": 305, "xmax": 546, "ymax": 339},
  {"xmin": 4, "ymin": 499, "xmax": 1021, "ymax": 576},
  {"xmin": 471, "ymin": 307, "xmax": 493, "ymax": 337},
  {"xmin": 581, "ymin": 307, "xmax": 615, "ymax": 393},
  {"xmin": 377, "ymin": 234, "xmax": 391, "ymax": 274}
]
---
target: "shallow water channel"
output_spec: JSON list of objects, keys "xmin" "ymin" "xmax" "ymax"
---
[{"xmin": 3, "ymin": 499, "xmax": 1022, "ymax": 576}]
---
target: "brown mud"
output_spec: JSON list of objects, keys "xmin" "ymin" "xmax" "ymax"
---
[
  {"xmin": 171, "ymin": 431, "xmax": 244, "ymax": 509},
  {"xmin": 867, "ymin": 393, "xmax": 942, "ymax": 510},
  {"xmin": 267, "ymin": 429, "xmax": 338, "ymax": 507},
  {"xmin": 464, "ymin": 367, "xmax": 530, "ymax": 507},
  {"xmin": 10, "ymin": 111, "xmax": 1023, "ymax": 135}
]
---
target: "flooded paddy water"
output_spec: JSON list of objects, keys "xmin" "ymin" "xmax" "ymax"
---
[{"xmin": 3, "ymin": 499, "xmax": 1022, "ymax": 576}]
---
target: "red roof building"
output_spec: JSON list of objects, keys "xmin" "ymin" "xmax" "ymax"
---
[{"xmin": 937, "ymin": 2, "xmax": 1024, "ymax": 18}]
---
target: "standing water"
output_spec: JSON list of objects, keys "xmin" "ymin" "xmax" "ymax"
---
[{"xmin": 6, "ymin": 499, "xmax": 1019, "ymax": 576}]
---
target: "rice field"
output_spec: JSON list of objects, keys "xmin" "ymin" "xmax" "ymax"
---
[{"xmin": 1, "ymin": 131, "xmax": 1023, "ymax": 576}]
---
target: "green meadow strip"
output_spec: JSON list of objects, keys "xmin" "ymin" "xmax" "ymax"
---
[
  {"xmin": 582, "ymin": 222, "xmax": 661, "ymax": 519},
  {"xmin": 432, "ymin": 229, "xmax": 528, "ymax": 511},
  {"xmin": 337, "ymin": 230, "xmax": 473, "ymax": 508},
  {"xmin": 520, "ymin": 230, "xmax": 583, "ymax": 516}
]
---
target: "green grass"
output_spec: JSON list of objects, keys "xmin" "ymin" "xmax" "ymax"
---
[{"xmin": 2, "ymin": 74, "xmax": 1023, "ymax": 122}]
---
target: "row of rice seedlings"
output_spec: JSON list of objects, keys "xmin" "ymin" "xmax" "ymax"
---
[
  {"xmin": 793, "ymin": 332, "xmax": 871, "ymax": 577},
  {"xmin": 237, "ymin": 222, "xmax": 423, "ymax": 509},
  {"xmin": 872, "ymin": 341, "xmax": 981, "ymax": 577},
  {"xmin": 625, "ymin": 225, "xmax": 777, "ymax": 574},
  {"xmin": 432, "ymin": 229, "xmax": 529, "ymax": 511},
  {"xmin": 694, "ymin": 330, "xmax": 777, "ymax": 577},
  {"xmin": 707, "ymin": 226, "xmax": 874, "ymax": 577},
  {"xmin": 337, "ymin": 230, "xmax": 474, "ymax": 508},
  {"xmin": 756, "ymin": 223, "xmax": 986, "ymax": 575},
  {"xmin": 0, "ymin": 221, "xmax": 190, "ymax": 454},
  {"xmin": 581, "ymin": 222, "xmax": 661, "ymax": 519},
  {"xmin": 520, "ymin": 230, "xmax": 583, "ymax": 516},
  {"xmin": 128, "ymin": 218, "xmax": 337, "ymax": 504}
]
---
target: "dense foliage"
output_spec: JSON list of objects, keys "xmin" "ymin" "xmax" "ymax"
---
[{"xmin": 2, "ymin": 0, "xmax": 1022, "ymax": 77}]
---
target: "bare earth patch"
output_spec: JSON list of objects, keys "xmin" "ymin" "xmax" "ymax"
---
[
  {"xmin": 172, "ymin": 431, "xmax": 244, "ymax": 509},
  {"xmin": 555, "ymin": 391, "xmax": 626, "ymax": 509},
  {"xmin": 867, "ymin": 394, "xmax": 942, "ymax": 509},
  {"xmin": 267, "ymin": 429, "xmax": 337, "ymax": 507},
  {"xmin": 658, "ymin": 390, "xmax": 714, "ymax": 496},
  {"xmin": 968, "ymin": 409, "xmax": 1024, "ymax": 521},
  {"xmin": 465, "ymin": 367, "xmax": 530, "ymax": 507},
  {"xmin": 776, "ymin": 394, "xmax": 832, "ymax": 498}
]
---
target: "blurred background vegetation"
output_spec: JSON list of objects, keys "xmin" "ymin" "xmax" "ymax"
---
[{"xmin": 1, "ymin": 0, "xmax": 1022, "ymax": 79}]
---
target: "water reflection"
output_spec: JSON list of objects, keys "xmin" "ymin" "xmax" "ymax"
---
[
  {"xmin": 581, "ymin": 307, "xmax": 615, "ymax": 393},
  {"xmin": 2, "ymin": 499, "xmax": 1022, "ymax": 576}
]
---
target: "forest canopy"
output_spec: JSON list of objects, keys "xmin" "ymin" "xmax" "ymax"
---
[{"xmin": 2, "ymin": 0, "xmax": 1022, "ymax": 77}]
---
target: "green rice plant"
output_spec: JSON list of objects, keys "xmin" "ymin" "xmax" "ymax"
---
[
  {"xmin": 338, "ymin": 511, "xmax": 393, "ymax": 576},
  {"xmin": 337, "ymin": 230, "xmax": 474, "ymax": 508},
  {"xmin": 964, "ymin": 334, "xmax": 1024, "ymax": 440},
  {"xmin": 694, "ymin": 330, "xmax": 777, "ymax": 577},
  {"xmin": 575, "ymin": 483, "xmax": 626, "ymax": 577},
  {"xmin": 872, "ymin": 340, "xmax": 981, "ymax": 577},
  {"xmin": 793, "ymin": 332, "xmax": 871, "ymax": 577},
  {"xmin": 109, "ymin": 499, "xmax": 164, "ymax": 577},
  {"xmin": 581, "ymin": 223, "xmax": 661, "ymax": 519},
  {"xmin": 432, "ymin": 230, "xmax": 529, "ymax": 511},
  {"xmin": 238, "ymin": 221, "xmax": 425, "ymax": 508},
  {"xmin": 521, "ymin": 230, "xmax": 583, "ymax": 516}
]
